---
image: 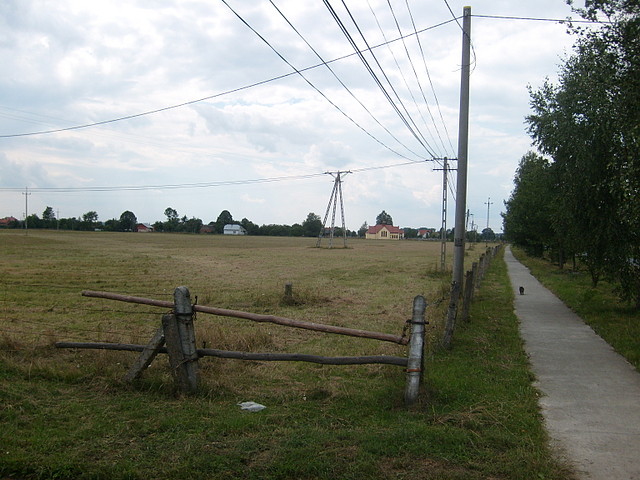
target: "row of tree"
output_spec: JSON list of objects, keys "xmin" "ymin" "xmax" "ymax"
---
[
  {"xmin": 10, "ymin": 206, "xmax": 497, "ymax": 241},
  {"xmin": 502, "ymin": 0, "xmax": 639, "ymax": 307},
  {"xmin": 9, "ymin": 208, "xmax": 347, "ymax": 237}
]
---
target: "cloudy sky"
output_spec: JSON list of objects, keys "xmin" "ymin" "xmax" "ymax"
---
[{"xmin": 0, "ymin": 0, "xmax": 591, "ymax": 232}]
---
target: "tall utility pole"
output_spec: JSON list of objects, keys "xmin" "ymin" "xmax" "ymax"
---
[
  {"xmin": 451, "ymin": 6, "xmax": 472, "ymax": 289},
  {"xmin": 22, "ymin": 186, "xmax": 31, "ymax": 235},
  {"xmin": 484, "ymin": 197, "xmax": 493, "ymax": 230},
  {"xmin": 434, "ymin": 158, "xmax": 456, "ymax": 271},
  {"xmin": 317, "ymin": 170, "xmax": 350, "ymax": 248}
]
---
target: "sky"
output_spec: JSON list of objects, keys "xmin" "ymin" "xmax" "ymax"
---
[{"xmin": 0, "ymin": 0, "xmax": 592, "ymax": 232}]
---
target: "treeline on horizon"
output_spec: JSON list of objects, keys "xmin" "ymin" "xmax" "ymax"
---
[
  {"xmin": 501, "ymin": 0, "xmax": 639, "ymax": 308},
  {"xmin": 2, "ymin": 206, "xmax": 499, "ymax": 241}
]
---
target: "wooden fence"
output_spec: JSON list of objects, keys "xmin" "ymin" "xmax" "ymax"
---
[
  {"xmin": 442, "ymin": 244, "xmax": 503, "ymax": 349},
  {"xmin": 56, "ymin": 287, "xmax": 428, "ymax": 405}
]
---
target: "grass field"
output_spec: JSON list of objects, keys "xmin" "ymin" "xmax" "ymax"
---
[{"xmin": 0, "ymin": 231, "xmax": 572, "ymax": 479}]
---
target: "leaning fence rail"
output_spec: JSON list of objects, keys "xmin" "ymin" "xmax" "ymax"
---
[
  {"xmin": 56, "ymin": 287, "xmax": 427, "ymax": 405},
  {"xmin": 80, "ymin": 290, "xmax": 408, "ymax": 345}
]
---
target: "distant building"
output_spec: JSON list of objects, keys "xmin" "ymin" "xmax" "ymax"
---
[
  {"xmin": 418, "ymin": 228, "xmax": 436, "ymax": 239},
  {"xmin": 365, "ymin": 224, "xmax": 404, "ymax": 240},
  {"xmin": 200, "ymin": 225, "xmax": 215, "ymax": 234},
  {"xmin": 136, "ymin": 223, "xmax": 154, "ymax": 232},
  {"xmin": 223, "ymin": 224, "xmax": 247, "ymax": 235},
  {"xmin": 0, "ymin": 216, "xmax": 18, "ymax": 227}
]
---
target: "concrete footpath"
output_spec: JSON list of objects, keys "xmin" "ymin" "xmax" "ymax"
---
[{"xmin": 504, "ymin": 246, "xmax": 640, "ymax": 480}]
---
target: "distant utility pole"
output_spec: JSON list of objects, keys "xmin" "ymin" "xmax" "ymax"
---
[
  {"xmin": 451, "ymin": 6, "xmax": 472, "ymax": 289},
  {"xmin": 317, "ymin": 170, "xmax": 350, "ymax": 248},
  {"xmin": 434, "ymin": 158, "xmax": 456, "ymax": 271},
  {"xmin": 22, "ymin": 186, "xmax": 31, "ymax": 235},
  {"xmin": 469, "ymin": 213, "xmax": 477, "ymax": 243},
  {"xmin": 485, "ymin": 197, "xmax": 493, "ymax": 230}
]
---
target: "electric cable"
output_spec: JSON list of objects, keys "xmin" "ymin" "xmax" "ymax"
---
[
  {"xmin": 322, "ymin": 0, "xmax": 437, "ymax": 158},
  {"xmin": 0, "ymin": 13, "xmax": 457, "ymax": 141},
  {"xmin": 442, "ymin": 0, "xmax": 477, "ymax": 74},
  {"xmin": 219, "ymin": 0, "xmax": 423, "ymax": 162},
  {"xmin": 0, "ymin": 159, "xmax": 431, "ymax": 193},
  {"xmin": 366, "ymin": 0, "xmax": 443, "ymax": 157},
  {"xmin": 267, "ymin": 0, "xmax": 425, "ymax": 161},
  {"xmin": 404, "ymin": 0, "xmax": 457, "ymax": 157},
  {"xmin": 336, "ymin": 0, "xmax": 439, "ymax": 157}
]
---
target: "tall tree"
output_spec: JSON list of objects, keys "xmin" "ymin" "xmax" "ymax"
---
[
  {"xmin": 82, "ymin": 211, "xmax": 98, "ymax": 230},
  {"xmin": 526, "ymin": 0, "xmax": 639, "ymax": 301},
  {"xmin": 164, "ymin": 207, "xmax": 180, "ymax": 232},
  {"xmin": 119, "ymin": 211, "xmax": 137, "ymax": 232},
  {"xmin": 502, "ymin": 152, "xmax": 556, "ymax": 257},
  {"xmin": 215, "ymin": 210, "xmax": 234, "ymax": 234},
  {"xmin": 42, "ymin": 206, "xmax": 55, "ymax": 221},
  {"xmin": 302, "ymin": 212, "xmax": 322, "ymax": 237},
  {"xmin": 358, "ymin": 222, "xmax": 368, "ymax": 237},
  {"xmin": 42, "ymin": 206, "xmax": 56, "ymax": 229},
  {"xmin": 376, "ymin": 210, "xmax": 393, "ymax": 225}
]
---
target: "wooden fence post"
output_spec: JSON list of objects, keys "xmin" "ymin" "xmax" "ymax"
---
[
  {"xmin": 470, "ymin": 262, "xmax": 479, "ymax": 301},
  {"xmin": 441, "ymin": 281, "xmax": 461, "ymax": 350},
  {"xmin": 123, "ymin": 327, "xmax": 165, "ymax": 382},
  {"xmin": 163, "ymin": 286, "xmax": 199, "ymax": 393},
  {"xmin": 283, "ymin": 282, "xmax": 295, "ymax": 305},
  {"xmin": 477, "ymin": 254, "xmax": 486, "ymax": 287},
  {"xmin": 405, "ymin": 295, "xmax": 427, "ymax": 406},
  {"xmin": 460, "ymin": 269, "xmax": 475, "ymax": 323}
]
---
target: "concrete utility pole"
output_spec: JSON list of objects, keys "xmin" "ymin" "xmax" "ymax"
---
[
  {"xmin": 485, "ymin": 197, "xmax": 493, "ymax": 230},
  {"xmin": 451, "ymin": 6, "xmax": 472, "ymax": 289},
  {"xmin": 22, "ymin": 186, "xmax": 31, "ymax": 235},
  {"xmin": 433, "ymin": 158, "xmax": 452, "ymax": 271}
]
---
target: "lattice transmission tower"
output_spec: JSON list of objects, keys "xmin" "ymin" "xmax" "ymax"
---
[{"xmin": 316, "ymin": 171, "xmax": 350, "ymax": 248}]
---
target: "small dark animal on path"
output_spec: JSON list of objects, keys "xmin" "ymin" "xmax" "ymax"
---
[{"xmin": 519, "ymin": 286, "xmax": 525, "ymax": 295}]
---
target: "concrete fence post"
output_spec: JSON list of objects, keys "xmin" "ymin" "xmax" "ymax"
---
[{"xmin": 405, "ymin": 295, "xmax": 427, "ymax": 405}]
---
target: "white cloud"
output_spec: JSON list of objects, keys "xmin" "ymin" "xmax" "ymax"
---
[{"xmin": 0, "ymin": 0, "xmax": 586, "ymax": 231}]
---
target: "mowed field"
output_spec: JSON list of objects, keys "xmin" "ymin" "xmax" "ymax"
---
[
  {"xmin": 1, "ymin": 230, "xmax": 461, "ymax": 361},
  {"xmin": 1, "ymin": 231, "xmax": 567, "ymax": 480}
]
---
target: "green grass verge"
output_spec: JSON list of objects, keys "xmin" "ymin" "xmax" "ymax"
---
[
  {"xmin": 511, "ymin": 247, "xmax": 640, "ymax": 370},
  {"xmin": 0, "ymin": 233, "xmax": 571, "ymax": 479}
]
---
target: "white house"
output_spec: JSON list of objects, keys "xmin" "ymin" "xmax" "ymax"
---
[{"xmin": 223, "ymin": 224, "xmax": 247, "ymax": 235}]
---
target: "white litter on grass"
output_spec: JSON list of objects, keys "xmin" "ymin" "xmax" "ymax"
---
[{"xmin": 237, "ymin": 401, "xmax": 266, "ymax": 412}]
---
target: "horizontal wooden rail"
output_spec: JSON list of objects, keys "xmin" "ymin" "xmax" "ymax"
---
[
  {"xmin": 55, "ymin": 342, "xmax": 408, "ymax": 366},
  {"xmin": 81, "ymin": 290, "xmax": 408, "ymax": 345}
]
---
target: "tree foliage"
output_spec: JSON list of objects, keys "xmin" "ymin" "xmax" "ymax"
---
[
  {"xmin": 376, "ymin": 210, "xmax": 393, "ymax": 225},
  {"xmin": 119, "ymin": 211, "xmax": 137, "ymax": 232},
  {"xmin": 505, "ymin": 0, "xmax": 639, "ymax": 306},
  {"xmin": 215, "ymin": 210, "xmax": 234, "ymax": 233},
  {"xmin": 302, "ymin": 212, "xmax": 322, "ymax": 237},
  {"xmin": 502, "ymin": 152, "xmax": 555, "ymax": 257}
]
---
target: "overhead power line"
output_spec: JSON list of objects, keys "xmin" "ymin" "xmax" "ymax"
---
[
  {"xmin": 221, "ymin": 0, "xmax": 428, "ymax": 162},
  {"xmin": 0, "ymin": 15, "xmax": 458, "ymax": 140},
  {"xmin": 0, "ymin": 160, "xmax": 431, "ymax": 193},
  {"xmin": 267, "ymin": 0, "xmax": 425, "ymax": 160},
  {"xmin": 471, "ymin": 14, "xmax": 613, "ymax": 24},
  {"xmin": 366, "ymin": 0, "xmax": 444, "ymax": 156},
  {"xmin": 403, "ymin": 0, "xmax": 456, "ymax": 157},
  {"xmin": 323, "ymin": 0, "xmax": 438, "ymax": 158}
]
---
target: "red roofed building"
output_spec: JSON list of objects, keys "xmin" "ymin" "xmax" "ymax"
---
[
  {"xmin": 0, "ymin": 216, "xmax": 18, "ymax": 227},
  {"xmin": 365, "ymin": 224, "xmax": 404, "ymax": 240}
]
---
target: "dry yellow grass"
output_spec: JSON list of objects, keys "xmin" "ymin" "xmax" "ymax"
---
[{"xmin": 0, "ymin": 230, "xmax": 490, "ymax": 395}]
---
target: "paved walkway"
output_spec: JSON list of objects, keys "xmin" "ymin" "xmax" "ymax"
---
[{"xmin": 504, "ymin": 246, "xmax": 640, "ymax": 479}]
